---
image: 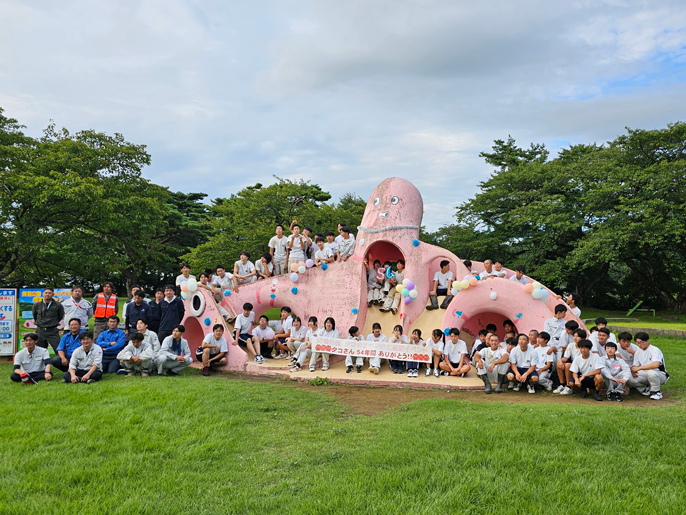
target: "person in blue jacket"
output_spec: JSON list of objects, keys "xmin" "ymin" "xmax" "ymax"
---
[
  {"xmin": 51, "ymin": 318, "xmax": 85, "ymax": 372},
  {"xmin": 158, "ymin": 284, "xmax": 186, "ymax": 343},
  {"xmin": 95, "ymin": 315, "xmax": 127, "ymax": 374}
]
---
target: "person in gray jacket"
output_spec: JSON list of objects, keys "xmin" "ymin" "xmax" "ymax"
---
[
  {"xmin": 117, "ymin": 332, "xmax": 154, "ymax": 377},
  {"xmin": 155, "ymin": 325, "xmax": 192, "ymax": 376},
  {"xmin": 601, "ymin": 342, "xmax": 630, "ymax": 402}
]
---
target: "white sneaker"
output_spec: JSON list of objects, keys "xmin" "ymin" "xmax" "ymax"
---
[
  {"xmin": 413, "ymin": 370, "xmax": 419, "ymax": 378},
  {"xmin": 513, "ymin": 383, "xmax": 521, "ymax": 392},
  {"xmin": 560, "ymin": 386, "xmax": 573, "ymax": 395},
  {"xmin": 650, "ymin": 391, "xmax": 662, "ymax": 400},
  {"xmin": 425, "ymin": 368, "xmax": 431, "ymax": 377},
  {"xmin": 254, "ymin": 356, "xmax": 261, "ymax": 364},
  {"xmin": 527, "ymin": 384, "xmax": 535, "ymax": 394},
  {"xmin": 433, "ymin": 369, "xmax": 440, "ymax": 377},
  {"xmin": 322, "ymin": 365, "xmax": 329, "ymax": 372},
  {"xmin": 370, "ymin": 367, "xmax": 379, "ymax": 375},
  {"xmin": 553, "ymin": 385, "xmax": 564, "ymax": 394},
  {"xmin": 407, "ymin": 370, "xmax": 413, "ymax": 377},
  {"xmin": 545, "ymin": 383, "xmax": 553, "ymax": 392},
  {"xmin": 641, "ymin": 387, "xmax": 652, "ymax": 396},
  {"xmin": 309, "ymin": 365, "xmax": 315, "ymax": 372},
  {"xmin": 508, "ymin": 382, "xmax": 515, "ymax": 389}
]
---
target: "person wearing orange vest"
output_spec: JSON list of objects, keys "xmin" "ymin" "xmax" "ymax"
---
[{"xmin": 93, "ymin": 281, "xmax": 119, "ymax": 340}]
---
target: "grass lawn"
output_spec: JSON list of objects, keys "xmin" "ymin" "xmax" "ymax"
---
[
  {"xmin": 1, "ymin": 336, "xmax": 684, "ymax": 514},
  {"xmin": 580, "ymin": 308, "xmax": 686, "ymax": 331}
]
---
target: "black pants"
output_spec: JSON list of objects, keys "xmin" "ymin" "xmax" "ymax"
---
[
  {"xmin": 51, "ymin": 355, "xmax": 70, "ymax": 372},
  {"xmin": 36, "ymin": 327, "xmax": 60, "ymax": 352},
  {"xmin": 580, "ymin": 376, "xmax": 596, "ymax": 389},
  {"xmin": 158, "ymin": 330, "xmax": 173, "ymax": 343},
  {"xmin": 437, "ymin": 287, "xmax": 448, "ymax": 296},
  {"xmin": 101, "ymin": 355, "xmax": 121, "ymax": 374},
  {"xmin": 390, "ymin": 360, "xmax": 405, "ymax": 371},
  {"xmin": 64, "ymin": 369, "xmax": 103, "ymax": 382},
  {"xmin": 10, "ymin": 371, "xmax": 47, "ymax": 383}
]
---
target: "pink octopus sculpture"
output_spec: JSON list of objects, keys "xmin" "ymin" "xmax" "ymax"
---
[{"xmin": 180, "ymin": 177, "xmax": 585, "ymax": 371}]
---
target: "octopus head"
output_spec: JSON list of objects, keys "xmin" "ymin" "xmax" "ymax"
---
[{"xmin": 358, "ymin": 177, "xmax": 423, "ymax": 238}]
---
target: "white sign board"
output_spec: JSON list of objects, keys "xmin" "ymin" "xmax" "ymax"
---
[
  {"xmin": 313, "ymin": 336, "xmax": 431, "ymax": 363},
  {"xmin": 0, "ymin": 289, "xmax": 17, "ymax": 356}
]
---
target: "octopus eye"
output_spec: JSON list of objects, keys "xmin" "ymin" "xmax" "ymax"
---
[
  {"xmin": 391, "ymin": 196, "xmax": 399, "ymax": 205},
  {"xmin": 373, "ymin": 197, "xmax": 380, "ymax": 206}
]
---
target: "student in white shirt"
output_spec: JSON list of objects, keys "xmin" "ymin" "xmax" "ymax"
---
[
  {"xmin": 425, "ymin": 329, "xmax": 445, "ymax": 377},
  {"xmin": 335, "ymin": 226, "xmax": 355, "ymax": 262},
  {"xmin": 196, "ymin": 324, "xmax": 228, "ymax": 375},
  {"xmin": 534, "ymin": 332, "xmax": 554, "ymax": 391},
  {"xmin": 493, "ymin": 259, "xmax": 507, "ymax": 278},
  {"xmin": 289, "ymin": 316, "xmax": 322, "ymax": 372},
  {"xmin": 234, "ymin": 251, "xmax": 257, "ymax": 285},
  {"xmin": 555, "ymin": 328, "xmax": 591, "ymax": 395},
  {"xmin": 380, "ymin": 260, "xmax": 405, "ymax": 314},
  {"xmin": 388, "ymin": 324, "xmax": 409, "ymax": 374},
  {"xmin": 252, "ymin": 315, "xmax": 277, "ymax": 359},
  {"xmin": 589, "ymin": 318, "xmax": 617, "ymax": 346},
  {"xmin": 549, "ymin": 320, "xmax": 578, "ymax": 368},
  {"xmin": 309, "ymin": 317, "xmax": 339, "ymax": 372},
  {"xmin": 117, "ymin": 332, "xmax": 154, "ymax": 377},
  {"xmin": 209, "ymin": 265, "xmax": 238, "ymax": 321},
  {"xmin": 406, "ymin": 329, "xmax": 424, "ymax": 378},
  {"xmin": 601, "ymin": 342, "xmax": 630, "ymax": 401},
  {"xmin": 365, "ymin": 258, "xmax": 384, "ymax": 306},
  {"xmin": 616, "ymin": 332, "xmax": 639, "ymax": 367},
  {"xmin": 507, "ymin": 334, "xmax": 539, "ymax": 393},
  {"xmin": 136, "ymin": 319, "xmax": 160, "ymax": 359},
  {"xmin": 335, "ymin": 223, "xmax": 356, "ymax": 245},
  {"xmin": 566, "ymin": 292, "xmax": 581, "ymax": 317},
  {"xmin": 11, "ymin": 333, "xmax": 52, "ymax": 383},
  {"xmin": 509, "ymin": 265, "xmax": 528, "ymax": 285},
  {"xmin": 427, "ymin": 260, "xmax": 454, "ymax": 311},
  {"xmin": 474, "ymin": 333, "xmax": 509, "ymax": 393},
  {"xmin": 323, "ymin": 231, "xmax": 338, "ymax": 257},
  {"xmin": 175, "ymin": 263, "xmax": 196, "ymax": 287},
  {"xmin": 626, "ymin": 332, "xmax": 668, "ymax": 400},
  {"xmin": 366, "ymin": 323, "xmax": 387, "ymax": 374},
  {"xmin": 272, "ymin": 307, "xmax": 294, "ymax": 359},
  {"xmin": 155, "ymin": 325, "xmax": 193, "ymax": 376},
  {"xmin": 314, "ymin": 237, "xmax": 334, "ymax": 268},
  {"xmin": 269, "ymin": 224, "xmax": 289, "ymax": 276},
  {"xmin": 480, "ymin": 259, "xmax": 498, "ymax": 280},
  {"xmin": 233, "ymin": 302, "xmax": 263, "ymax": 363},
  {"xmin": 345, "ymin": 326, "xmax": 364, "ymax": 373},
  {"xmin": 255, "ymin": 253, "xmax": 274, "ymax": 280},
  {"xmin": 285, "ymin": 316, "xmax": 307, "ymax": 358},
  {"xmin": 287, "ymin": 224, "xmax": 308, "ymax": 270},
  {"xmin": 440, "ymin": 328, "xmax": 470, "ymax": 377},
  {"xmin": 569, "ymin": 340, "xmax": 603, "ymax": 401},
  {"xmin": 64, "ymin": 332, "xmax": 103, "ymax": 384},
  {"xmin": 463, "ymin": 260, "xmax": 479, "ymax": 277}
]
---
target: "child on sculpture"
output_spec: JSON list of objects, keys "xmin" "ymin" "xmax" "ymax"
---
[
  {"xmin": 196, "ymin": 324, "xmax": 228, "ymax": 376},
  {"xmin": 233, "ymin": 303, "xmax": 263, "ymax": 364},
  {"xmin": 427, "ymin": 259, "xmax": 454, "ymax": 310},
  {"xmin": 440, "ymin": 328, "xmax": 469, "ymax": 377},
  {"xmin": 365, "ymin": 258, "xmax": 384, "ymax": 306},
  {"xmin": 425, "ymin": 329, "xmax": 445, "ymax": 377},
  {"xmin": 289, "ymin": 316, "xmax": 322, "ymax": 372},
  {"xmin": 380, "ymin": 260, "xmax": 405, "ymax": 314},
  {"xmin": 285, "ymin": 316, "xmax": 307, "ymax": 358}
]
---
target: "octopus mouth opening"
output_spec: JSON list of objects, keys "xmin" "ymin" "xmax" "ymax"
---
[
  {"xmin": 358, "ymin": 224, "xmax": 419, "ymax": 234},
  {"xmin": 364, "ymin": 240, "xmax": 405, "ymax": 267}
]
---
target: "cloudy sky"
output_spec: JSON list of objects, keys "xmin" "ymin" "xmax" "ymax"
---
[{"xmin": 2, "ymin": 0, "xmax": 685, "ymax": 229}]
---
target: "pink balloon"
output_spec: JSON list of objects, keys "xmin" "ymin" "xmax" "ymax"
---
[
  {"xmin": 406, "ymin": 281, "xmax": 415, "ymax": 290},
  {"xmin": 404, "ymin": 296, "xmax": 412, "ymax": 304}
]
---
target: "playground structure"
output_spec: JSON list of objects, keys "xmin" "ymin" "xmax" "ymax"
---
[{"xmin": 180, "ymin": 177, "xmax": 586, "ymax": 387}]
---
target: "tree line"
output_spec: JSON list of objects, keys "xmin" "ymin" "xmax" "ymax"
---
[{"xmin": 2, "ymin": 107, "xmax": 684, "ymax": 311}]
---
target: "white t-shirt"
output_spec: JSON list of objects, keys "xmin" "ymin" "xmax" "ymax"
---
[
  {"xmin": 289, "ymin": 326, "xmax": 307, "ymax": 340},
  {"xmin": 335, "ymin": 233, "xmax": 355, "ymax": 244},
  {"xmin": 589, "ymin": 331, "xmax": 617, "ymax": 346},
  {"xmin": 14, "ymin": 347, "xmax": 50, "ymax": 373},
  {"xmin": 479, "ymin": 269, "xmax": 499, "ymax": 279},
  {"xmin": 255, "ymin": 260, "xmax": 274, "ymax": 276},
  {"xmin": 570, "ymin": 306, "xmax": 581, "ymax": 317},
  {"xmin": 389, "ymin": 334, "xmax": 409, "ymax": 345},
  {"xmin": 481, "ymin": 346, "xmax": 507, "ymax": 368},
  {"xmin": 269, "ymin": 315, "xmax": 293, "ymax": 334},
  {"xmin": 570, "ymin": 353, "xmax": 603, "ymax": 376},
  {"xmin": 493, "ymin": 268, "xmax": 507, "ymax": 278},
  {"xmin": 306, "ymin": 327, "xmax": 325, "ymax": 341},
  {"xmin": 268, "ymin": 235, "xmax": 289, "ymax": 260},
  {"xmin": 509, "ymin": 274, "xmax": 528, "ymax": 285},
  {"xmin": 366, "ymin": 333, "xmax": 388, "ymax": 343},
  {"xmin": 535, "ymin": 346, "xmax": 554, "ymax": 371},
  {"xmin": 287, "ymin": 234, "xmax": 307, "ymax": 261},
  {"xmin": 324, "ymin": 241, "xmax": 338, "ymax": 255},
  {"xmin": 443, "ymin": 339, "xmax": 468, "ymax": 363},
  {"xmin": 235, "ymin": 260, "xmax": 256, "ymax": 277},
  {"xmin": 428, "ymin": 337, "xmax": 444, "ymax": 354},
  {"xmin": 253, "ymin": 326, "xmax": 274, "ymax": 341},
  {"xmin": 509, "ymin": 345, "xmax": 538, "ymax": 369},
  {"xmin": 433, "ymin": 270, "xmax": 454, "ymax": 289},
  {"xmin": 175, "ymin": 274, "xmax": 196, "ymax": 286},
  {"xmin": 617, "ymin": 343, "xmax": 639, "ymax": 367},
  {"xmin": 203, "ymin": 333, "xmax": 228, "ymax": 354},
  {"xmin": 564, "ymin": 342, "xmax": 581, "ymax": 362},
  {"xmin": 320, "ymin": 329, "xmax": 340, "ymax": 339},
  {"xmin": 315, "ymin": 247, "xmax": 333, "ymax": 261},
  {"xmin": 211, "ymin": 273, "xmax": 234, "ymax": 290},
  {"xmin": 633, "ymin": 344, "xmax": 665, "ymax": 370},
  {"xmin": 336, "ymin": 236, "xmax": 355, "ymax": 258},
  {"xmin": 235, "ymin": 312, "xmax": 255, "ymax": 334}
]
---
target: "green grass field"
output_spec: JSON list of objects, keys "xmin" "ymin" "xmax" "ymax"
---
[
  {"xmin": 1, "ymin": 336, "xmax": 684, "ymax": 514},
  {"xmin": 581, "ymin": 309, "xmax": 686, "ymax": 331}
]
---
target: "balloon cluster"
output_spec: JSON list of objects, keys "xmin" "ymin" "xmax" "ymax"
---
[
  {"xmin": 396, "ymin": 278, "xmax": 419, "ymax": 304},
  {"xmin": 289, "ymin": 259, "xmax": 315, "ymax": 283},
  {"xmin": 524, "ymin": 281, "xmax": 550, "ymax": 300},
  {"xmin": 450, "ymin": 276, "xmax": 478, "ymax": 295},
  {"xmin": 180, "ymin": 278, "xmax": 198, "ymax": 300}
]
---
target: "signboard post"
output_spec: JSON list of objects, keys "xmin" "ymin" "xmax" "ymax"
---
[{"xmin": 0, "ymin": 289, "xmax": 17, "ymax": 356}]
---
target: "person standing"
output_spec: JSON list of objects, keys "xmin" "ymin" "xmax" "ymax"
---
[
  {"xmin": 61, "ymin": 285, "xmax": 93, "ymax": 328},
  {"xmin": 269, "ymin": 225, "xmax": 289, "ymax": 275},
  {"xmin": 124, "ymin": 290, "xmax": 151, "ymax": 337},
  {"xmin": 32, "ymin": 287, "xmax": 65, "ymax": 352},
  {"xmin": 92, "ymin": 282, "xmax": 119, "ymax": 340},
  {"xmin": 148, "ymin": 288, "xmax": 164, "ymax": 334},
  {"xmin": 158, "ymin": 285, "xmax": 186, "ymax": 343}
]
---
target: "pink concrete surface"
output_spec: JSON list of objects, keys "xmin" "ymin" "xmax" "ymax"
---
[{"xmin": 179, "ymin": 176, "xmax": 584, "ymax": 379}]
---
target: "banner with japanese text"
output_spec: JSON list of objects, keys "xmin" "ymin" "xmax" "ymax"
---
[
  {"xmin": 0, "ymin": 289, "xmax": 17, "ymax": 356},
  {"xmin": 312, "ymin": 336, "xmax": 431, "ymax": 362}
]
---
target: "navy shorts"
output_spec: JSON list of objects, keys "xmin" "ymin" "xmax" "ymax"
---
[
  {"xmin": 512, "ymin": 366, "xmax": 539, "ymax": 378},
  {"xmin": 237, "ymin": 333, "xmax": 252, "ymax": 347}
]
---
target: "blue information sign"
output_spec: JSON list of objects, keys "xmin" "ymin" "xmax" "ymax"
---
[{"xmin": 0, "ymin": 289, "xmax": 17, "ymax": 356}]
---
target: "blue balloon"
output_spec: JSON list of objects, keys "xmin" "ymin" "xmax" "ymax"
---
[
  {"xmin": 204, "ymin": 317, "xmax": 211, "ymax": 326},
  {"xmin": 270, "ymin": 294, "xmax": 276, "ymax": 299},
  {"xmin": 385, "ymin": 267, "xmax": 394, "ymax": 279},
  {"xmin": 291, "ymin": 287, "xmax": 298, "ymax": 294},
  {"xmin": 475, "ymin": 275, "xmax": 481, "ymax": 280},
  {"xmin": 224, "ymin": 289, "xmax": 232, "ymax": 296},
  {"xmin": 352, "ymin": 308, "xmax": 358, "ymax": 315},
  {"xmin": 412, "ymin": 239, "xmax": 420, "ymax": 247},
  {"xmin": 321, "ymin": 264, "xmax": 328, "ymax": 270},
  {"xmin": 443, "ymin": 328, "xmax": 450, "ymax": 336}
]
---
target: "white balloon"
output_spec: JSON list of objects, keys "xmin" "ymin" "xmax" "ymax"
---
[
  {"xmin": 187, "ymin": 281, "xmax": 197, "ymax": 292},
  {"xmin": 532, "ymin": 288, "xmax": 543, "ymax": 299},
  {"xmin": 402, "ymin": 278, "xmax": 410, "ymax": 286},
  {"xmin": 409, "ymin": 289, "xmax": 419, "ymax": 299},
  {"xmin": 490, "ymin": 292, "xmax": 497, "ymax": 300}
]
